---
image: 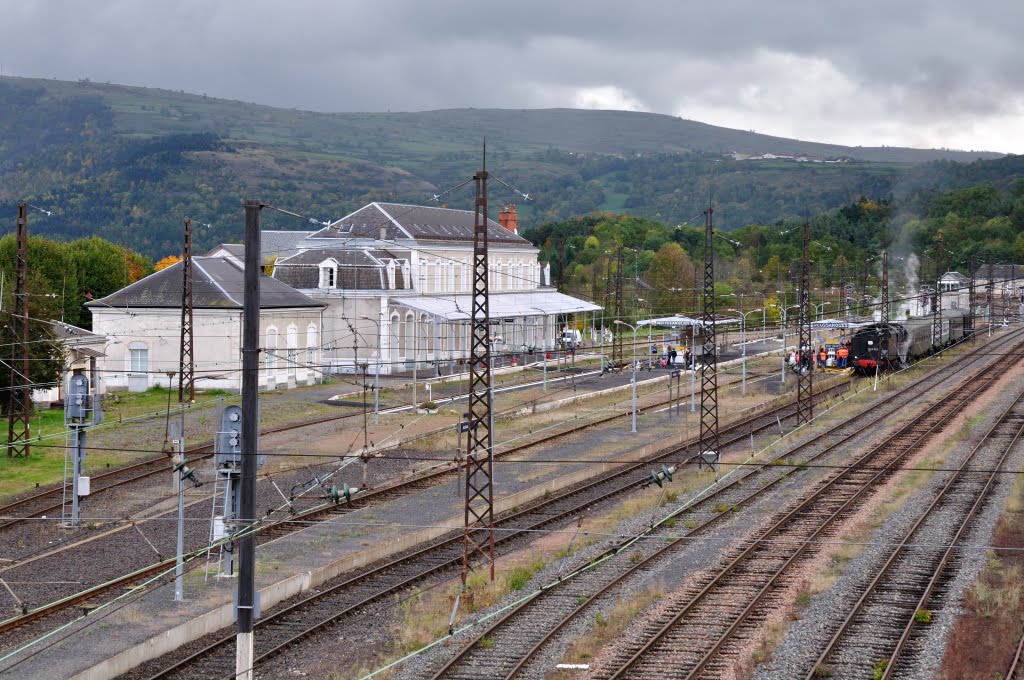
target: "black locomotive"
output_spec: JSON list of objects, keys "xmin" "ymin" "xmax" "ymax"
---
[{"xmin": 848, "ymin": 308, "xmax": 970, "ymax": 374}]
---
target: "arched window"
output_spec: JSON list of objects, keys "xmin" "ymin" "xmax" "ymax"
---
[
  {"xmin": 404, "ymin": 312, "xmax": 414, "ymax": 358},
  {"xmin": 420, "ymin": 314, "xmax": 431, "ymax": 354},
  {"xmin": 307, "ymin": 324, "xmax": 318, "ymax": 369},
  {"xmin": 266, "ymin": 328, "xmax": 278, "ymax": 376},
  {"xmin": 390, "ymin": 313, "xmax": 401, "ymax": 362},
  {"xmin": 286, "ymin": 325, "xmax": 298, "ymax": 378}
]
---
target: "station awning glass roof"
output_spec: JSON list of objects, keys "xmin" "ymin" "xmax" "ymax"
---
[{"xmin": 392, "ymin": 291, "xmax": 601, "ymax": 321}]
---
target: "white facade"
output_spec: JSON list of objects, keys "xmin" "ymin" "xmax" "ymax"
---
[{"xmin": 92, "ymin": 307, "xmax": 324, "ymax": 393}]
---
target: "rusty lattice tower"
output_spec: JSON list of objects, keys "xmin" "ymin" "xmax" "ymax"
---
[
  {"xmin": 178, "ymin": 219, "xmax": 195, "ymax": 403},
  {"xmin": 796, "ymin": 220, "xmax": 813, "ymax": 426},
  {"xmin": 967, "ymin": 256, "xmax": 976, "ymax": 343},
  {"xmin": 7, "ymin": 203, "xmax": 31, "ymax": 458},
  {"xmin": 932, "ymin": 231, "xmax": 943, "ymax": 349},
  {"xmin": 611, "ymin": 245, "xmax": 625, "ymax": 365},
  {"xmin": 463, "ymin": 155, "xmax": 495, "ymax": 583},
  {"xmin": 697, "ymin": 204, "xmax": 719, "ymax": 463}
]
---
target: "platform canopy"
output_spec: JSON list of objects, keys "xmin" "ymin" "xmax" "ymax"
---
[
  {"xmin": 393, "ymin": 291, "xmax": 600, "ymax": 321},
  {"xmin": 636, "ymin": 314, "xmax": 740, "ymax": 328},
  {"xmin": 811, "ymin": 318, "xmax": 872, "ymax": 330}
]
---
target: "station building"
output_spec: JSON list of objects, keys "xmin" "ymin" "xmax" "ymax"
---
[{"xmin": 88, "ymin": 202, "xmax": 600, "ymax": 391}]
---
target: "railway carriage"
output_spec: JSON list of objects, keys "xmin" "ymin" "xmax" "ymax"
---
[{"xmin": 849, "ymin": 308, "xmax": 969, "ymax": 374}]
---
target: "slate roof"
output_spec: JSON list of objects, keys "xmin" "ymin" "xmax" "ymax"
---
[
  {"xmin": 273, "ymin": 249, "xmax": 408, "ymax": 290},
  {"xmin": 205, "ymin": 231, "xmax": 316, "ymax": 261},
  {"xmin": 977, "ymin": 264, "xmax": 1024, "ymax": 282},
  {"xmin": 309, "ymin": 202, "xmax": 530, "ymax": 245},
  {"xmin": 88, "ymin": 257, "xmax": 325, "ymax": 310}
]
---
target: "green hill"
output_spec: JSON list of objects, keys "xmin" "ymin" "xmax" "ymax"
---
[{"xmin": 0, "ymin": 76, "xmax": 1018, "ymax": 258}]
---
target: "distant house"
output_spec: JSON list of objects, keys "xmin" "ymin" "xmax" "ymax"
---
[
  {"xmin": 88, "ymin": 256, "xmax": 325, "ymax": 392},
  {"xmin": 31, "ymin": 321, "xmax": 109, "ymax": 406}
]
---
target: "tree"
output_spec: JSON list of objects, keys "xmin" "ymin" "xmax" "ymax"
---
[
  {"xmin": 154, "ymin": 254, "xmax": 182, "ymax": 271},
  {"xmin": 0, "ymin": 268, "xmax": 65, "ymax": 416},
  {"xmin": 645, "ymin": 243, "xmax": 695, "ymax": 315}
]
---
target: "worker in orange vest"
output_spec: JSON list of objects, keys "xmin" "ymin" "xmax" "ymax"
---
[
  {"xmin": 837, "ymin": 345, "xmax": 849, "ymax": 367},
  {"xmin": 818, "ymin": 347, "xmax": 826, "ymax": 368}
]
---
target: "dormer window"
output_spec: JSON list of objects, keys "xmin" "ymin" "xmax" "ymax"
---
[{"xmin": 318, "ymin": 258, "xmax": 338, "ymax": 289}]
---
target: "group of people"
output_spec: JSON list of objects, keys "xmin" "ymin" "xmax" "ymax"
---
[{"xmin": 786, "ymin": 341, "xmax": 853, "ymax": 371}]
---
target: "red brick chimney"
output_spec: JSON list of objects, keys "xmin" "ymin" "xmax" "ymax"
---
[{"xmin": 499, "ymin": 203, "xmax": 518, "ymax": 234}]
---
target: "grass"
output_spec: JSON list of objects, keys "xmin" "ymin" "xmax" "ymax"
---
[
  {"xmin": 938, "ymin": 422, "xmax": 1024, "ymax": 678},
  {"xmin": 0, "ymin": 387, "xmax": 233, "ymax": 501},
  {"xmin": 556, "ymin": 587, "xmax": 663, "ymax": 669}
]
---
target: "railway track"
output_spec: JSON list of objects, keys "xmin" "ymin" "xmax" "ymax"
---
[
  {"xmin": 425, "ymin": 330, "xmax": 1024, "ymax": 679},
  {"xmin": 588, "ymin": 338, "xmax": 1018, "ymax": 678},
  {"xmin": 805, "ymin": 385, "xmax": 1024, "ymax": 679},
  {"xmin": 0, "ymin": 361, "xmax": 625, "ymax": 535},
  {"xmin": 121, "ymin": 384, "xmax": 846, "ymax": 678},
  {"xmin": 128, "ymin": 336, "xmax": 1013, "ymax": 679},
  {"xmin": 0, "ymin": 366, "xmax": 832, "ymax": 644}
]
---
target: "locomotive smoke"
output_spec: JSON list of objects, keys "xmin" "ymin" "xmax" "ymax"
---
[{"xmin": 905, "ymin": 253, "xmax": 920, "ymax": 316}]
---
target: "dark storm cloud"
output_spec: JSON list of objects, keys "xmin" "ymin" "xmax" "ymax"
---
[{"xmin": 5, "ymin": 0, "xmax": 1023, "ymax": 151}]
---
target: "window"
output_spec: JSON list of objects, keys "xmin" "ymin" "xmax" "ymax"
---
[
  {"xmin": 307, "ymin": 325, "xmax": 318, "ymax": 366},
  {"xmin": 391, "ymin": 314, "xmax": 401, "ymax": 360},
  {"xmin": 286, "ymin": 325, "xmax": 298, "ymax": 378},
  {"xmin": 129, "ymin": 347, "xmax": 148, "ymax": 373},
  {"xmin": 266, "ymin": 328, "xmax": 278, "ymax": 375},
  {"xmin": 319, "ymin": 262, "xmax": 337, "ymax": 289}
]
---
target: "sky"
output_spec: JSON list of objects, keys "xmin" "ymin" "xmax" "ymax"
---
[{"xmin": 5, "ymin": 1, "xmax": 1023, "ymax": 153}]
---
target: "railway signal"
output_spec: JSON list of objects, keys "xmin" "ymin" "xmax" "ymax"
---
[{"xmin": 64, "ymin": 370, "xmax": 102, "ymax": 526}]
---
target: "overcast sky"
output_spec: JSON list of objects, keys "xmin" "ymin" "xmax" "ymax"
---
[{"xmin": 6, "ymin": 1, "xmax": 1023, "ymax": 153}]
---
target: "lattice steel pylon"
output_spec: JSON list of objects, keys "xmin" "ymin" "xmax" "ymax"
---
[
  {"xmin": 178, "ymin": 219, "xmax": 195, "ymax": 403},
  {"xmin": 966, "ymin": 256, "xmax": 976, "ymax": 343},
  {"xmin": 697, "ymin": 204, "xmax": 719, "ymax": 464},
  {"xmin": 7, "ymin": 203, "xmax": 31, "ymax": 458},
  {"xmin": 463, "ymin": 158, "xmax": 496, "ymax": 583},
  {"xmin": 611, "ymin": 245, "xmax": 625, "ymax": 365},
  {"xmin": 880, "ymin": 250, "xmax": 889, "ymax": 326},
  {"xmin": 796, "ymin": 220, "xmax": 813, "ymax": 426},
  {"xmin": 932, "ymin": 231, "xmax": 943, "ymax": 349}
]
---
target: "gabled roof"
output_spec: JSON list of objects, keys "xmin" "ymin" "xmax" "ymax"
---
[
  {"xmin": 206, "ymin": 230, "xmax": 316, "ymax": 262},
  {"xmin": 939, "ymin": 271, "xmax": 969, "ymax": 283},
  {"xmin": 44, "ymin": 321, "xmax": 107, "ymax": 346},
  {"xmin": 977, "ymin": 264, "xmax": 1024, "ymax": 282},
  {"xmin": 88, "ymin": 257, "xmax": 325, "ymax": 310},
  {"xmin": 310, "ymin": 202, "xmax": 531, "ymax": 245}
]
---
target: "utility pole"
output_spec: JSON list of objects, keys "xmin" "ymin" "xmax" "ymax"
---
[
  {"xmin": 236, "ymin": 199, "xmax": 261, "ymax": 680},
  {"xmin": 967, "ymin": 256, "xmax": 976, "ymax": 343},
  {"xmin": 796, "ymin": 220, "xmax": 813, "ymax": 426},
  {"xmin": 838, "ymin": 259, "xmax": 846, "ymax": 320},
  {"xmin": 881, "ymin": 250, "xmax": 889, "ymax": 327},
  {"xmin": 463, "ymin": 150, "xmax": 496, "ymax": 584},
  {"xmin": 932, "ymin": 231, "xmax": 943, "ymax": 349},
  {"xmin": 179, "ymin": 219, "xmax": 195, "ymax": 403},
  {"xmin": 7, "ymin": 203, "xmax": 30, "ymax": 458},
  {"xmin": 697, "ymin": 202, "xmax": 719, "ymax": 472},
  {"xmin": 880, "ymin": 249, "xmax": 890, "ymax": 368},
  {"xmin": 611, "ymin": 245, "xmax": 624, "ymax": 366}
]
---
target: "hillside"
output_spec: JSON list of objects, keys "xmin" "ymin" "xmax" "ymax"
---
[{"xmin": 0, "ymin": 76, "xmax": 1018, "ymax": 258}]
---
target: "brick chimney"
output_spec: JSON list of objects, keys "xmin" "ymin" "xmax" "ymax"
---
[{"xmin": 499, "ymin": 203, "xmax": 518, "ymax": 234}]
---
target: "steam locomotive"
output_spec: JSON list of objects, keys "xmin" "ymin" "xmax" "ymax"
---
[{"xmin": 848, "ymin": 308, "xmax": 970, "ymax": 374}]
